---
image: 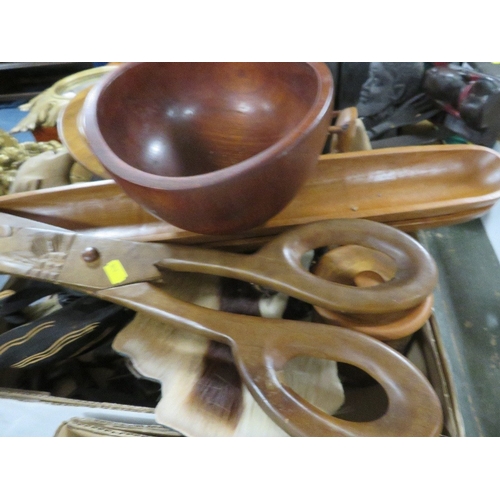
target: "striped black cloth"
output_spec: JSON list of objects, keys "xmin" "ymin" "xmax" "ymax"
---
[{"xmin": 0, "ymin": 284, "xmax": 135, "ymax": 369}]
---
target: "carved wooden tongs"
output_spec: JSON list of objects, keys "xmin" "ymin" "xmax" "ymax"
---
[{"xmin": 0, "ymin": 214, "xmax": 442, "ymax": 436}]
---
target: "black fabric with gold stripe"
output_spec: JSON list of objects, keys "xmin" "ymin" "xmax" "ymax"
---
[{"xmin": 0, "ymin": 286, "xmax": 135, "ymax": 369}]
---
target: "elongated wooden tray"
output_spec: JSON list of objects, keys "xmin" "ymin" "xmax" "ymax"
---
[{"xmin": 1, "ymin": 144, "xmax": 499, "ymax": 246}]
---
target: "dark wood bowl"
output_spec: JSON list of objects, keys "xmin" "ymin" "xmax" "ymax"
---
[{"xmin": 82, "ymin": 62, "xmax": 333, "ymax": 234}]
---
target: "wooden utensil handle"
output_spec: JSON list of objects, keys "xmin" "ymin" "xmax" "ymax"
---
[
  {"xmin": 258, "ymin": 218, "xmax": 438, "ymax": 313},
  {"xmin": 97, "ymin": 282, "xmax": 443, "ymax": 437},
  {"xmin": 157, "ymin": 219, "xmax": 438, "ymax": 314},
  {"xmin": 234, "ymin": 322, "xmax": 443, "ymax": 437}
]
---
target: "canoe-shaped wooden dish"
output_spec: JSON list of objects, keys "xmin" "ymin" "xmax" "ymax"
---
[{"xmin": 1, "ymin": 144, "xmax": 499, "ymax": 247}]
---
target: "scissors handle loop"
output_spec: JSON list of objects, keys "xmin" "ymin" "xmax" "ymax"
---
[
  {"xmin": 157, "ymin": 219, "xmax": 437, "ymax": 314},
  {"xmin": 97, "ymin": 282, "xmax": 443, "ymax": 437}
]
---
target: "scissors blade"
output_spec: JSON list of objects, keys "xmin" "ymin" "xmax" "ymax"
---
[
  {"xmin": 0, "ymin": 222, "xmax": 172, "ymax": 291},
  {"xmin": 0, "ymin": 212, "xmax": 75, "ymax": 231}
]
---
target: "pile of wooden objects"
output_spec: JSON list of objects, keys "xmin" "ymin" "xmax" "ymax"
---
[{"xmin": 1, "ymin": 62, "xmax": 499, "ymax": 437}]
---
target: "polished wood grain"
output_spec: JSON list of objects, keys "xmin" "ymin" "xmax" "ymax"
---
[
  {"xmin": 328, "ymin": 107, "xmax": 358, "ymax": 153},
  {"xmin": 111, "ymin": 270, "xmax": 344, "ymax": 437},
  {"xmin": 311, "ymin": 244, "xmax": 434, "ymax": 340},
  {"xmin": 97, "ymin": 281, "xmax": 443, "ymax": 436},
  {"xmin": 0, "ymin": 215, "xmax": 443, "ymax": 436},
  {"xmin": 1, "ymin": 144, "xmax": 499, "ymax": 247},
  {"xmin": 150, "ymin": 218, "xmax": 438, "ymax": 315},
  {"xmin": 0, "ymin": 217, "xmax": 437, "ymax": 316},
  {"xmin": 57, "ymin": 86, "xmax": 111, "ymax": 179},
  {"xmin": 82, "ymin": 62, "xmax": 334, "ymax": 234}
]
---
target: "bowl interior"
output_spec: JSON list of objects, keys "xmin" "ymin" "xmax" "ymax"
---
[{"xmin": 94, "ymin": 62, "xmax": 322, "ymax": 177}]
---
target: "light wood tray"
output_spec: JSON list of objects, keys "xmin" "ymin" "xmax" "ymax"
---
[
  {"xmin": 1, "ymin": 144, "xmax": 499, "ymax": 247},
  {"xmin": 57, "ymin": 86, "xmax": 111, "ymax": 179}
]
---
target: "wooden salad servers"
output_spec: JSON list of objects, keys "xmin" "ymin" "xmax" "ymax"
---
[{"xmin": 0, "ymin": 215, "xmax": 443, "ymax": 436}]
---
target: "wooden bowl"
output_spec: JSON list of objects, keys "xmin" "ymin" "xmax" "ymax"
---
[{"xmin": 82, "ymin": 62, "xmax": 334, "ymax": 234}]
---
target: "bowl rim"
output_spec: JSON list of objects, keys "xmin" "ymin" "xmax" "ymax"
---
[{"xmin": 82, "ymin": 62, "xmax": 334, "ymax": 190}]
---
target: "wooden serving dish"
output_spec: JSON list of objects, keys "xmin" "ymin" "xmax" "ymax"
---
[
  {"xmin": 81, "ymin": 62, "xmax": 334, "ymax": 235},
  {"xmin": 1, "ymin": 144, "xmax": 499, "ymax": 247},
  {"xmin": 57, "ymin": 86, "xmax": 111, "ymax": 179}
]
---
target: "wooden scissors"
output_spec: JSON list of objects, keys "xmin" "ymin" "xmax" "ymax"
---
[{"xmin": 0, "ymin": 213, "xmax": 442, "ymax": 436}]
